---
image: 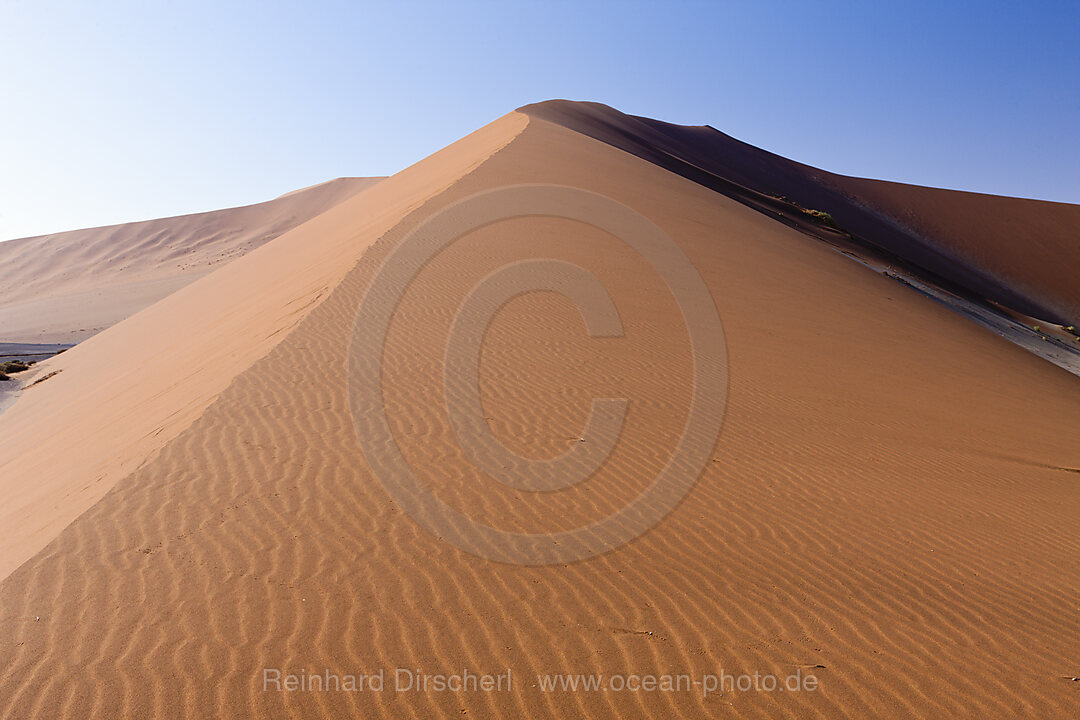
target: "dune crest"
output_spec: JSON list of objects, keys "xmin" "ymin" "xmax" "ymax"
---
[
  {"xmin": 0, "ymin": 112, "xmax": 527, "ymax": 582},
  {"xmin": 522, "ymin": 100, "xmax": 1080, "ymax": 325}
]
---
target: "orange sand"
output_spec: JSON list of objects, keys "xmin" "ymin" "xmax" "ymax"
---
[{"xmin": 0, "ymin": 106, "xmax": 1078, "ymax": 719}]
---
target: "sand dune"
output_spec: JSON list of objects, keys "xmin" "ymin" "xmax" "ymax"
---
[
  {"xmin": 0, "ymin": 114, "xmax": 523, "ymax": 583},
  {"xmin": 523, "ymin": 100, "xmax": 1080, "ymax": 325},
  {"xmin": 0, "ymin": 177, "xmax": 381, "ymax": 343},
  {"xmin": 1, "ymin": 105, "xmax": 1078, "ymax": 719}
]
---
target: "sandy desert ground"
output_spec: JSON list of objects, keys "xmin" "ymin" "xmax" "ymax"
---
[{"xmin": 0, "ymin": 101, "xmax": 1078, "ymax": 719}]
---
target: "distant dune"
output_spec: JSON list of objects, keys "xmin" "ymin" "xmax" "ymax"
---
[
  {"xmin": 0, "ymin": 104, "xmax": 1078, "ymax": 719},
  {"xmin": 0, "ymin": 177, "xmax": 381, "ymax": 343}
]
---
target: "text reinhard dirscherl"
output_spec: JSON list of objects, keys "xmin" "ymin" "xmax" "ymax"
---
[
  {"xmin": 263, "ymin": 668, "xmax": 511, "ymax": 694},
  {"xmin": 262, "ymin": 668, "xmax": 820, "ymax": 698}
]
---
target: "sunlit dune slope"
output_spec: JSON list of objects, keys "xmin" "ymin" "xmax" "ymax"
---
[{"xmin": 0, "ymin": 114, "xmax": 525, "ymax": 582}]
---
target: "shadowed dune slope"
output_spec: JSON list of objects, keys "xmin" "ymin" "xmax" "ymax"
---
[
  {"xmin": 522, "ymin": 100, "xmax": 1080, "ymax": 325},
  {"xmin": 0, "ymin": 177, "xmax": 382, "ymax": 343},
  {"xmin": 1, "ymin": 110, "xmax": 1079, "ymax": 719}
]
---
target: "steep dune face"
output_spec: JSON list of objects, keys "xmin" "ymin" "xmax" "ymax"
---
[
  {"xmin": 0, "ymin": 112, "xmax": 527, "ymax": 582},
  {"xmin": 0, "ymin": 177, "xmax": 381, "ymax": 343},
  {"xmin": 522, "ymin": 100, "xmax": 1080, "ymax": 324},
  {"xmin": 1, "ymin": 110, "xmax": 1078, "ymax": 719}
]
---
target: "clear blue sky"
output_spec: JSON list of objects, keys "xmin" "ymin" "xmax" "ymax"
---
[{"xmin": 1, "ymin": 0, "xmax": 1077, "ymax": 241}]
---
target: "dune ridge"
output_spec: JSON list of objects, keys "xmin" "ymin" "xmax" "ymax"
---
[
  {"xmin": 522, "ymin": 100, "xmax": 1080, "ymax": 325},
  {"xmin": 0, "ymin": 112, "xmax": 527, "ymax": 583},
  {"xmin": 1, "ymin": 109, "xmax": 1078, "ymax": 719},
  {"xmin": 0, "ymin": 177, "xmax": 381, "ymax": 343}
]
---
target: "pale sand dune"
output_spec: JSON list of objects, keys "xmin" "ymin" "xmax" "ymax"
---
[
  {"xmin": 1, "ymin": 109, "xmax": 1079, "ymax": 719},
  {"xmin": 0, "ymin": 177, "xmax": 381, "ymax": 343}
]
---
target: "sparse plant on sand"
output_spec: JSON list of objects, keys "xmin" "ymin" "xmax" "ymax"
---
[
  {"xmin": 1, "ymin": 361, "xmax": 30, "ymax": 374},
  {"xmin": 800, "ymin": 207, "xmax": 840, "ymax": 229}
]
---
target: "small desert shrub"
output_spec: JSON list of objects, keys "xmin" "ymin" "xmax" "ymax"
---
[
  {"xmin": 800, "ymin": 207, "xmax": 840, "ymax": 229},
  {"xmin": 1, "ymin": 361, "xmax": 29, "ymax": 374}
]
